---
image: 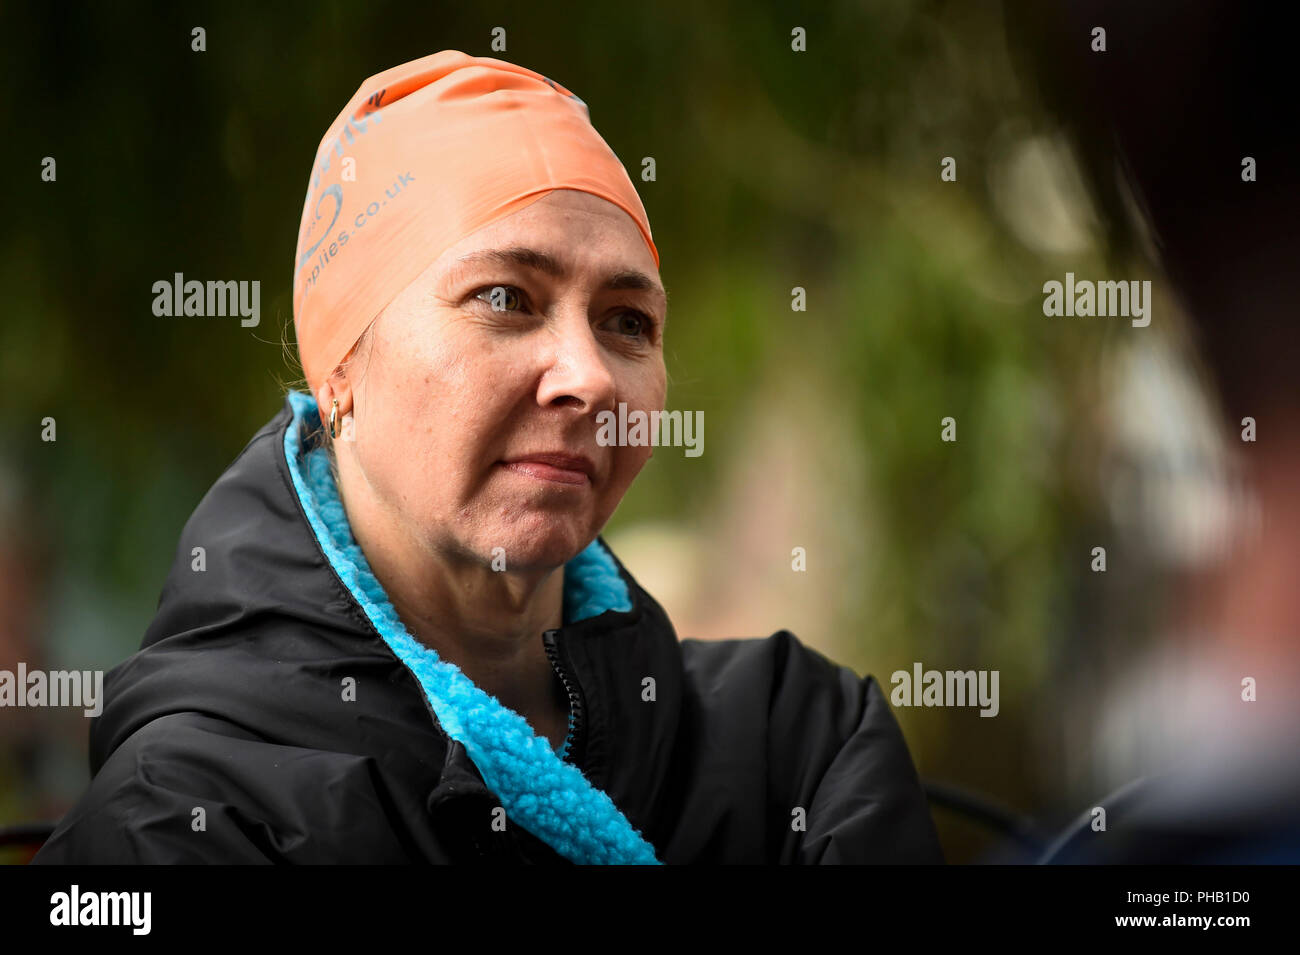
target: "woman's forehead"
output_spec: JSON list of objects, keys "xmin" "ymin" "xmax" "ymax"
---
[{"xmin": 440, "ymin": 190, "xmax": 658, "ymax": 273}]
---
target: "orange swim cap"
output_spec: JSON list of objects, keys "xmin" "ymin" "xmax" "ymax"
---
[{"xmin": 291, "ymin": 50, "xmax": 659, "ymax": 401}]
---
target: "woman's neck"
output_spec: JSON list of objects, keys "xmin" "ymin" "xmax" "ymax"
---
[{"xmin": 335, "ymin": 452, "xmax": 571, "ymax": 748}]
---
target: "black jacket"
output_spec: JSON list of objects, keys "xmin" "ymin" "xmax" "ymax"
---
[{"xmin": 33, "ymin": 392, "xmax": 944, "ymax": 864}]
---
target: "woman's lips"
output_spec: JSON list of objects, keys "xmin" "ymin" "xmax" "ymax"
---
[{"xmin": 500, "ymin": 456, "xmax": 592, "ymax": 486}]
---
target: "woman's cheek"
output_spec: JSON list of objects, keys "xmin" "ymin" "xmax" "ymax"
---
[{"xmin": 612, "ymin": 441, "xmax": 653, "ymax": 491}]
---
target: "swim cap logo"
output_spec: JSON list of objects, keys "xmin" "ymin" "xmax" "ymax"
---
[
  {"xmin": 297, "ymin": 184, "xmax": 343, "ymax": 278},
  {"xmin": 294, "ymin": 89, "xmax": 388, "ymax": 288}
]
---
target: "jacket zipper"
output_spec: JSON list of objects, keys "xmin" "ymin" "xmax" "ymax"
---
[{"xmin": 542, "ymin": 628, "xmax": 585, "ymax": 766}]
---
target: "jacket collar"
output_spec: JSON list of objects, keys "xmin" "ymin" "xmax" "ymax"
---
[{"xmin": 280, "ymin": 390, "xmax": 684, "ymax": 863}]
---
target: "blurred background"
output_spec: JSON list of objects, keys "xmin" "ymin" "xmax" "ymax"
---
[{"xmin": 1, "ymin": 0, "xmax": 1285, "ymax": 863}]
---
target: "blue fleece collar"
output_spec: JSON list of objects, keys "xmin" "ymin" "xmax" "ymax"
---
[{"xmin": 281, "ymin": 390, "xmax": 658, "ymax": 865}]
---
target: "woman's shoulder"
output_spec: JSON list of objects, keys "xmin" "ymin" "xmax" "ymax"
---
[
  {"xmin": 673, "ymin": 630, "xmax": 943, "ymax": 862},
  {"xmin": 33, "ymin": 711, "xmax": 420, "ymax": 864},
  {"xmin": 676, "ymin": 630, "xmax": 899, "ymax": 763},
  {"xmin": 679, "ymin": 629, "xmax": 881, "ymax": 718}
]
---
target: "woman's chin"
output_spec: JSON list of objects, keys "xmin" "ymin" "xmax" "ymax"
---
[{"xmin": 470, "ymin": 520, "xmax": 596, "ymax": 573}]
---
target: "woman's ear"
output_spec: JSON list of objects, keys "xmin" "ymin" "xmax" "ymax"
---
[{"xmin": 318, "ymin": 366, "xmax": 355, "ymax": 419}]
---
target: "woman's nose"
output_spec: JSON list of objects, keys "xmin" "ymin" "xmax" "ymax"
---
[{"xmin": 535, "ymin": 315, "xmax": 617, "ymax": 415}]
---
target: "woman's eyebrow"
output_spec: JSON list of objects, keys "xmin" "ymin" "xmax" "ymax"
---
[{"xmin": 453, "ymin": 246, "xmax": 667, "ymax": 302}]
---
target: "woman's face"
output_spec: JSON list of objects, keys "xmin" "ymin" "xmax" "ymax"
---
[{"xmin": 338, "ymin": 189, "xmax": 667, "ymax": 572}]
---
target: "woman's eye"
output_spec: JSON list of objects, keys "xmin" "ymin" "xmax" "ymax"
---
[
  {"xmin": 605, "ymin": 310, "xmax": 655, "ymax": 340},
  {"xmin": 473, "ymin": 285, "xmax": 527, "ymax": 312}
]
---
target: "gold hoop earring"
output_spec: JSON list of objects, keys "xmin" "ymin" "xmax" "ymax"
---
[{"xmin": 329, "ymin": 399, "xmax": 340, "ymax": 439}]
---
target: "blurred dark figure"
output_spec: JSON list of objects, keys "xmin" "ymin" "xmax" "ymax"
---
[
  {"xmin": 0, "ymin": 472, "xmax": 59, "ymax": 864},
  {"xmin": 1004, "ymin": 0, "xmax": 1300, "ymax": 862}
]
